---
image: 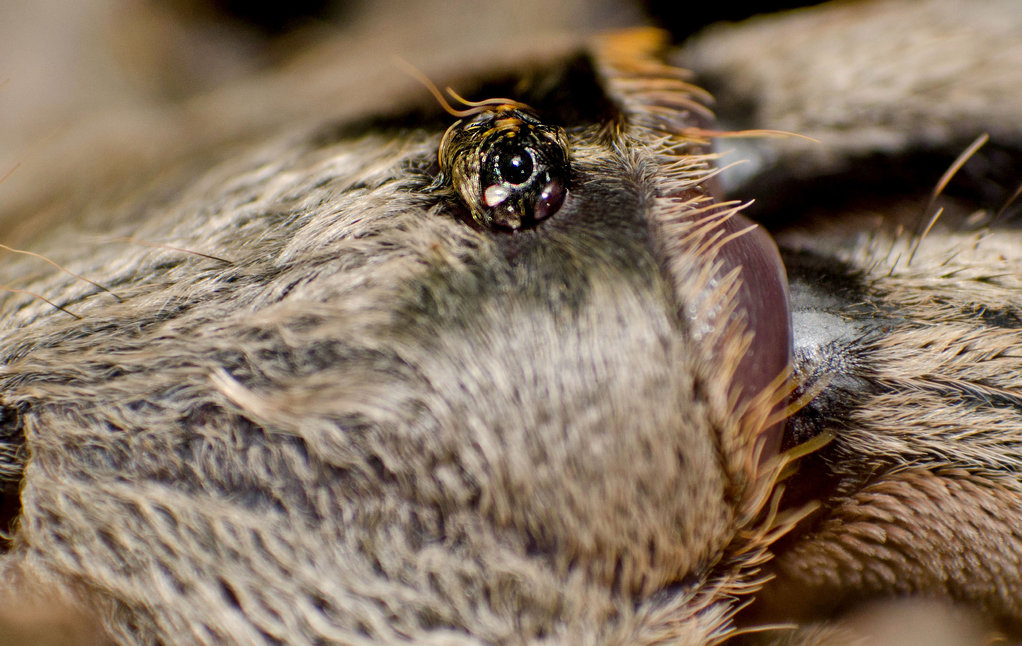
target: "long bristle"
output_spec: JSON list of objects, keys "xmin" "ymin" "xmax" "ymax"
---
[
  {"xmin": 907, "ymin": 132, "xmax": 989, "ymax": 267},
  {"xmin": 680, "ymin": 126, "xmax": 821, "ymax": 144},
  {"xmin": 0, "ymin": 162, "xmax": 19, "ymax": 186},
  {"xmin": 394, "ymin": 56, "xmax": 530, "ymax": 119},
  {"xmin": 100, "ymin": 236, "xmax": 234, "ymax": 265},
  {"xmin": 443, "ymin": 87, "xmax": 531, "ymax": 114},
  {"xmin": 0, "ymin": 243, "xmax": 123, "ymax": 302},
  {"xmin": 0, "ymin": 284, "xmax": 81, "ymax": 319}
]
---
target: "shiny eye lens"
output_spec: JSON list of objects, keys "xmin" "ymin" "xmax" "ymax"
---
[
  {"xmin": 533, "ymin": 179, "xmax": 566, "ymax": 222},
  {"xmin": 498, "ymin": 150, "xmax": 534, "ymax": 185}
]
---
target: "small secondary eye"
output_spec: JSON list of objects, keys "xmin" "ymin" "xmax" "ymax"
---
[{"xmin": 533, "ymin": 179, "xmax": 566, "ymax": 222}]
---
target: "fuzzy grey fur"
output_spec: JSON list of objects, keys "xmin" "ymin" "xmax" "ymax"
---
[
  {"xmin": 1, "ymin": 1, "xmax": 1021, "ymax": 645},
  {"xmin": 0, "ymin": 30, "xmax": 776, "ymax": 645}
]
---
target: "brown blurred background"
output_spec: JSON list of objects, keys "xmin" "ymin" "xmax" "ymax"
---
[{"xmin": 0, "ymin": 0, "xmax": 829, "ymax": 168}]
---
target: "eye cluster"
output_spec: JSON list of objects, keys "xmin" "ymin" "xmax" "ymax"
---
[{"xmin": 438, "ymin": 108, "xmax": 570, "ymax": 231}]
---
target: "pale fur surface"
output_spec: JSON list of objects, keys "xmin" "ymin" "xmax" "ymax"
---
[{"xmin": 1, "ymin": 1, "xmax": 1021, "ymax": 645}]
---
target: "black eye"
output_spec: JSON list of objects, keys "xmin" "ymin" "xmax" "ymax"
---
[{"xmin": 497, "ymin": 149, "xmax": 534, "ymax": 185}]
